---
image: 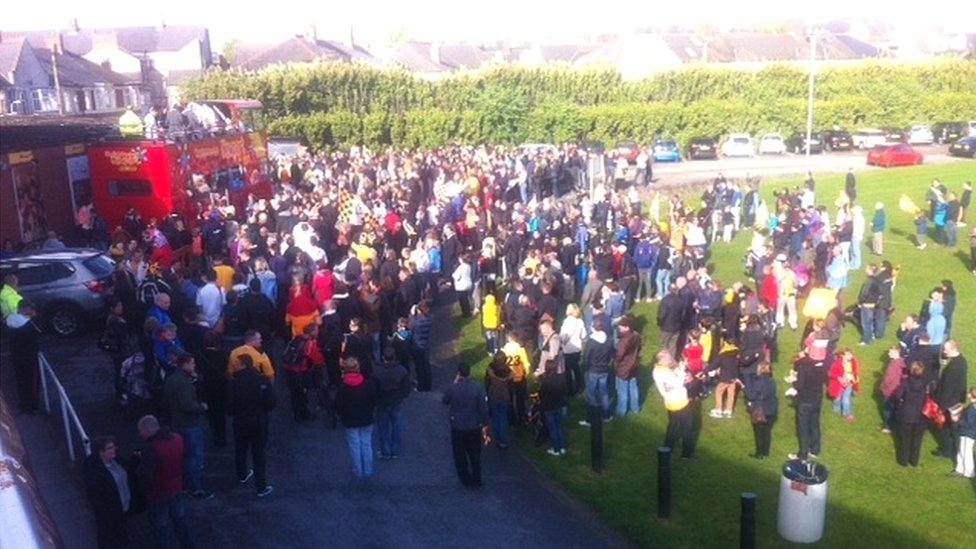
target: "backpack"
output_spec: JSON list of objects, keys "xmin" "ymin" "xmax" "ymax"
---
[{"xmin": 283, "ymin": 336, "xmax": 309, "ymax": 371}]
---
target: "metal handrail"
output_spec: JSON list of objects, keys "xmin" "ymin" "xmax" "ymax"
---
[{"xmin": 37, "ymin": 352, "xmax": 91, "ymax": 460}]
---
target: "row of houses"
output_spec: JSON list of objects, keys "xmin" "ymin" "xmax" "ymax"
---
[
  {"xmin": 3, "ymin": 21, "xmax": 973, "ymax": 116},
  {"xmin": 1, "ymin": 24, "xmax": 211, "ymax": 115}
]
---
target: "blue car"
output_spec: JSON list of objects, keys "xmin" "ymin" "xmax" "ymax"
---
[{"xmin": 652, "ymin": 140, "xmax": 681, "ymax": 162}]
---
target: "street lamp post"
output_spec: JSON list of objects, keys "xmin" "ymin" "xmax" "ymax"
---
[{"xmin": 804, "ymin": 27, "xmax": 819, "ymax": 162}]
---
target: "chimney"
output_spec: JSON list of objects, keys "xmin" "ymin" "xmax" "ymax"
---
[
  {"xmin": 101, "ymin": 60, "xmax": 112, "ymax": 72},
  {"xmin": 71, "ymin": 18, "xmax": 80, "ymax": 32},
  {"xmin": 305, "ymin": 25, "xmax": 318, "ymax": 42},
  {"xmin": 347, "ymin": 25, "xmax": 356, "ymax": 50}
]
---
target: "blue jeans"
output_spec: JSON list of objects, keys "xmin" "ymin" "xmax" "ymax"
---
[
  {"xmin": 874, "ymin": 307, "xmax": 888, "ymax": 340},
  {"xmin": 375, "ymin": 402, "xmax": 404, "ymax": 457},
  {"xmin": 946, "ymin": 221, "xmax": 957, "ymax": 247},
  {"xmin": 655, "ymin": 269, "xmax": 672, "ymax": 298},
  {"xmin": 860, "ymin": 306, "xmax": 875, "ymax": 344},
  {"xmin": 544, "ymin": 409, "xmax": 565, "ymax": 451},
  {"xmin": 850, "ymin": 239, "xmax": 863, "ymax": 270},
  {"xmin": 484, "ymin": 329, "xmax": 498, "ymax": 355},
  {"xmin": 586, "ymin": 372, "xmax": 611, "ymax": 419},
  {"xmin": 833, "ymin": 385, "xmax": 854, "ymax": 418},
  {"xmin": 345, "ymin": 425, "xmax": 374, "ymax": 478},
  {"xmin": 178, "ymin": 426, "xmax": 205, "ymax": 493},
  {"xmin": 148, "ymin": 494, "xmax": 194, "ymax": 549},
  {"xmin": 490, "ymin": 402, "xmax": 511, "ymax": 447},
  {"xmin": 615, "ymin": 376, "xmax": 641, "ymax": 417},
  {"xmin": 371, "ymin": 332, "xmax": 382, "ymax": 366}
]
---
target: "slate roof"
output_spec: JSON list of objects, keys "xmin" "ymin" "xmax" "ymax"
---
[
  {"xmin": 5, "ymin": 26, "xmax": 208, "ymax": 56},
  {"xmin": 34, "ymin": 47, "xmax": 132, "ymax": 86}
]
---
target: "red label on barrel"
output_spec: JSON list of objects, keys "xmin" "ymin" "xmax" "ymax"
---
[{"xmin": 790, "ymin": 481, "xmax": 809, "ymax": 495}]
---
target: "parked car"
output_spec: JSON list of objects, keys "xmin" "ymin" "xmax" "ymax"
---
[
  {"xmin": 613, "ymin": 140, "xmax": 641, "ymax": 163},
  {"xmin": 852, "ymin": 128, "xmax": 887, "ymax": 150},
  {"xmin": 651, "ymin": 139, "xmax": 681, "ymax": 162},
  {"xmin": 268, "ymin": 137, "xmax": 307, "ymax": 157},
  {"xmin": 907, "ymin": 125, "xmax": 934, "ymax": 145},
  {"xmin": 686, "ymin": 137, "xmax": 719, "ymax": 160},
  {"xmin": 721, "ymin": 134, "xmax": 754, "ymax": 157},
  {"xmin": 866, "ymin": 143, "xmax": 923, "ymax": 167},
  {"xmin": 948, "ymin": 136, "xmax": 976, "ymax": 158},
  {"xmin": 579, "ymin": 140, "xmax": 606, "ymax": 155},
  {"xmin": 820, "ymin": 129, "xmax": 853, "ymax": 151},
  {"xmin": 932, "ymin": 122, "xmax": 965, "ymax": 144},
  {"xmin": 968, "ymin": 120, "xmax": 976, "ymax": 136},
  {"xmin": 0, "ymin": 249, "xmax": 115, "ymax": 337},
  {"xmin": 785, "ymin": 133, "xmax": 824, "ymax": 154},
  {"xmin": 519, "ymin": 143, "xmax": 559, "ymax": 155},
  {"xmin": 758, "ymin": 133, "xmax": 787, "ymax": 155},
  {"xmin": 882, "ymin": 127, "xmax": 907, "ymax": 143}
]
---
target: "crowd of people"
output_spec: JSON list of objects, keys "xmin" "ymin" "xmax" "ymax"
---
[{"xmin": 1, "ymin": 140, "xmax": 973, "ymax": 548}]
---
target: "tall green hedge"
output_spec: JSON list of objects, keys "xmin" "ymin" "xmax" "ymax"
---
[{"xmin": 187, "ymin": 59, "xmax": 976, "ymax": 150}]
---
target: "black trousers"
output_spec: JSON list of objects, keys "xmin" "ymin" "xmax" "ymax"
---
[
  {"xmin": 511, "ymin": 379, "xmax": 528, "ymax": 424},
  {"xmin": 287, "ymin": 370, "xmax": 311, "ymax": 420},
  {"xmin": 936, "ymin": 411, "xmax": 958, "ymax": 458},
  {"xmin": 752, "ymin": 416, "xmax": 775, "ymax": 457},
  {"xmin": 206, "ymin": 387, "xmax": 227, "ymax": 447},
  {"xmin": 451, "ymin": 429, "xmax": 482, "ymax": 487},
  {"xmin": 456, "ymin": 289, "xmax": 472, "ymax": 318},
  {"xmin": 665, "ymin": 402, "xmax": 698, "ymax": 458},
  {"xmin": 564, "ymin": 352, "xmax": 582, "ymax": 395},
  {"xmin": 413, "ymin": 348, "xmax": 431, "ymax": 391},
  {"xmin": 898, "ymin": 422, "xmax": 926, "ymax": 466},
  {"xmin": 234, "ymin": 420, "xmax": 268, "ymax": 490},
  {"xmin": 796, "ymin": 402, "xmax": 822, "ymax": 459}
]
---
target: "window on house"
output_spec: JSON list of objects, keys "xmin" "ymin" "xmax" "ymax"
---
[{"xmin": 30, "ymin": 89, "xmax": 59, "ymax": 112}]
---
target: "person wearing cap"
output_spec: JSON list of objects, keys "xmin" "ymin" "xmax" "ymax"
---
[
  {"xmin": 614, "ymin": 315, "xmax": 642, "ymax": 418},
  {"xmin": 871, "ymin": 202, "xmax": 886, "ymax": 255}
]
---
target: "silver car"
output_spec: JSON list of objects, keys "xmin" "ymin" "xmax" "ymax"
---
[{"xmin": 0, "ymin": 249, "xmax": 115, "ymax": 337}]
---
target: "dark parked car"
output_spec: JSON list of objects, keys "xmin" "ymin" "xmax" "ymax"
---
[
  {"xmin": 933, "ymin": 122, "xmax": 965, "ymax": 144},
  {"xmin": 686, "ymin": 137, "xmax": 719, "ymax": 160},
  {"xmin": 0, "ymin": 249, "xmax": 115, "ymax": 336},
  {"xmin": 785, "ymin": 132, "xmax": 824, "ymax": 154},
  {"xmin": 579, "ymin": 140, "xmax": 606, "ymax": 155},
  {"xmin": 820, "ymin": 129, "xmax": 853, "ymax": 151},
  {"xmin": 882, "ymin": 127, "xmax": 907, "ymax": 143},
  {"xmin": 948, "ymin": 136, "xmax": 976, "ymax": 158}
]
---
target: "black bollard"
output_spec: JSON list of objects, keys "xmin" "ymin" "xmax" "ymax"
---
[
  {"xmin": 740, "ymin": 492, "xmax": 757, "ymax": 549},
  {"xmin": 589, "ymin": 406, "xmax": 604, "ymax": 473},
  {"xmin": 657, "ymin": 446, "xmax": 672, "ymax": 519}
]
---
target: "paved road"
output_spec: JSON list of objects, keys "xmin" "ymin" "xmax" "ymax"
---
[
  {"xmin": 645, "ymin": 144, "xmax": 967, "ymax": 188},
  {"xmin": 10, "ymin": 297, "xmax": 632, "ymax": 549}
]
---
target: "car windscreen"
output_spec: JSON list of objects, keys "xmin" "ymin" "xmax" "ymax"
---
[
  {"xmin": 733, "ymin": 137, "xmax": 750, "ymax": 144},
  {"xmin": 83, "ymin": 255, "xmax": 115, "ymax": 278}
]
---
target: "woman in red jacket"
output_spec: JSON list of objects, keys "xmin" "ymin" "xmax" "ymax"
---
[
  {"xmin": 285, "ymin": 279, "xmax": 319, "ymax": 339},
  {"xmin": 828, "ymin": 348, "xmax": 860, "ymax": 423}
]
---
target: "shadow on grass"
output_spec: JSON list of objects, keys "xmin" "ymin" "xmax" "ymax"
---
[{"xmin": 954, "ymin": 250, "xmax": 974, "ymax": 272}]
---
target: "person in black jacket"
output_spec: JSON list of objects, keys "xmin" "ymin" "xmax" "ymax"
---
[
  {"xmin": 374, "ymin": 347, "xmax": 410, "ymax": 459},
  {"xmin": 102, "ymin": 297, "xmax": 132, "ymax": 404},
  {"xmin": 334, "ymin": 358, "xmax": 378, "ymax": 479},
  {"xmin": 238, "ymin": 278, "xmax": 276, "ymax": 343},
  {"xmin": 789, "ymin": 356, "xmax": 828, "ymax": 461},
  {"xmin": 579, "ymin": 319, "xmax": 614, "ymax": 424},
  {"xmin": 896, "ymin": 362, "xmax": 929, "ymax": 467},
  {"xmin": 539, "ymin": 360, "xmax": 568, "ymax": 456},
  {"xmin": 744, "ymin": 362, "xmax": 778, "ymax": 459},
  {"xmin": 84, "ymin": 436, "xmax": 140, "ymax": 549},
  {"xmin": 6, "ymin": 300, "xmax": 41, "ymax": 413},
  {"xmin": 198, "ymin": 330, "xmax": 228, "ymax": 448},
  {"xmin": 442, "ymin": 362, "xmax": 489, "ymax": 488},
  {"xmin": 227, "ymin": 354, "xmax": 276, "ymax": 497},
  {"xmin": 657, "ymin": 285, "xmax": 684, "ymax": 360},
  {"xmin": 935, "ymin": 341, "xmax": 968, "ymax": 459},
  {"xmin": 857, "ymin": 264, "xmax": 882, "ymax": 345}
]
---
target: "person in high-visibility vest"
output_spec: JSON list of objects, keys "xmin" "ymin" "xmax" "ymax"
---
[{"xmin": 119, "ymin": 107, "xmax": 143, "ymax": 138}]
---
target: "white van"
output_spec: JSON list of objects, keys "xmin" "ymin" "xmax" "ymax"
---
[{"xmin": 852, "ymin": 129, "xmax": 886, "ymax": 150}]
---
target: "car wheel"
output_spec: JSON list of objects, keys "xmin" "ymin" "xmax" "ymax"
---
[{"xmin": 48, "ymin": 305, "xmax": 83, "ymax": 337}]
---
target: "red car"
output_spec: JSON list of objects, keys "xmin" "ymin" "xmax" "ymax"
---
[
  {"xmin": 866, "ymin": 143, "xmax": 923, "ymax": 167},
  {"xmin": 613, "ymin": 140, "xmax": 641, "ymax": 163}
]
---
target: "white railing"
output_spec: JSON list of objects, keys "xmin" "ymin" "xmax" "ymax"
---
[{"xmin": 37, "ymin": 353, "xmax": 90, "ymax": 460}]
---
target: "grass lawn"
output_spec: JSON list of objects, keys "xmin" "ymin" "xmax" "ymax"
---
[{"xmin": 452, "ymin": 161, "xmax": 976, "ymax": 548}]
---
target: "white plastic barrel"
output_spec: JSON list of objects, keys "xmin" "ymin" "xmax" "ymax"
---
[{"xmin": 777, "ymin": 460, "xmax": 828, "ymax": 543}]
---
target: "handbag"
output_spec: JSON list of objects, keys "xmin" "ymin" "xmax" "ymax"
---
[
  {"xmin": 922, "ymin": 395, "xmax": 945, "ymax": 429},
  {"xmin": 749, "ymin": 403, "xmax": 767, "ymax": 425}
]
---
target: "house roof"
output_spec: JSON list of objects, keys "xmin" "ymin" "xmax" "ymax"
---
[
  {"xmin": 0, "ymin": 37, "xmax": 28, "ymax": 77},
  {"xmin": 436, "ymin": 44, "xmax": 491, "ymax": 70},
  {"xmin": 393, "ymin": 42, "xmax": 451, "ymax": 73},
  {"xmin": 236, "ymin": 36, "xmax": 375, "ymax": 71},
  {"xmin": 834, "ymin": 35, "xmax": 879, "ymax": 58},
  {"xmin": 6, "ymin": 26, "xmax": 207, "ymax": 56},
  {"xmin": 538, "ymin": 44, "xmax": 593, "ymax": 63},
  {"xmin": 719, "ymin": 32, "xmax": 806, "ymax": 62},
  {"xmin": 34, "ymin": 47, "xmax": 132, "ymax": 86}
]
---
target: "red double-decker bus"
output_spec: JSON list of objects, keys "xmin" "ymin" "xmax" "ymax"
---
[{"xmin": 89, "ymin": 100, "xmax": 273, "ymax": 228}]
